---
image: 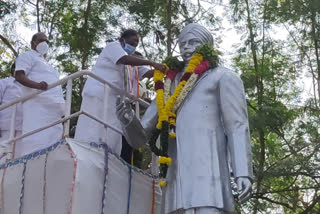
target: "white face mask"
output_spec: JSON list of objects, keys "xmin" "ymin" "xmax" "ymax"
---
[{"xmin": 36, "ymin": 41, "xmax": 49, "ymax": 56}]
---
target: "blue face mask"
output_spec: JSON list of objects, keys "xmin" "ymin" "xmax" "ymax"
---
[{"xmin": 123, "ymin": 42, "xmax": 136, "ymax": 55}]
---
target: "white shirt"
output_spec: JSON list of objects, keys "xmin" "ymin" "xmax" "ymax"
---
[
  {"xmin": 15, "ymin": 50, "xmax": 64, "ymax": 103},
  {"xmin": 83, "ymin": 41, "xmax": 127, "ymax": 97},
  {"xmin": 0, "ymin": 77, "xmax": 23, "ymax": 130}
]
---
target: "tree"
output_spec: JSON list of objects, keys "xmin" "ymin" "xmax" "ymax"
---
[{"xmin": 230, "ymin": 0, "xmax": 320, "ymax": 213}]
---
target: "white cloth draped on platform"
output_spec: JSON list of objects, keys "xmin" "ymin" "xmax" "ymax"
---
[
  {"xmin": 18, "ymin": 100, "xmax": 64, "ymax": 157},
  {"xmin": 75, "ymin": 93, "xmax": 122, "ymax": 155}
]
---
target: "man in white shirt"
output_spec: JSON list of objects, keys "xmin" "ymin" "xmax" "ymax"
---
[
  {"xmin": 14, "ymin": 32, "xmax": 65, "ymax": 157},
  {"xmin": 75, "ymin": 29, "xmax": 166, "ymax": 155},
  {"xmin": 0, "ymin": 63, "xmax": 23, "ymax": 161}
]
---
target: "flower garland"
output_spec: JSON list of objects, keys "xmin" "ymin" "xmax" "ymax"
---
[{"xmin": 149, "ymin": 44, "xmax": 219, "ymax": 186}]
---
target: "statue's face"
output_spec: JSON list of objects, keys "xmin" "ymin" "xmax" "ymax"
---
[{"xmin": 179, "ymin": 32, "xmax": 203, "ymax": 62}]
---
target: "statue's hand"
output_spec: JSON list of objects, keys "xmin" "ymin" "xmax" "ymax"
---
[
  {"xmin": 116, "ymin": 96, "xmax": 134, "ymax": 126},
  {"xmin": 236, "ymin": 177, "xmax": 252, "ymax": 203}
]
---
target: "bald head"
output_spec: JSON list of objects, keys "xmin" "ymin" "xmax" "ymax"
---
[{"xmin": 31, "ymin": 32, "xmax": 48, "ymax": 50}]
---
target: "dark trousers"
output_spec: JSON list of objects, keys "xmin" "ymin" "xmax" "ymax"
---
[{"xmin": 120, "ymin": 136, "xmax": 133, "ymax": 164}]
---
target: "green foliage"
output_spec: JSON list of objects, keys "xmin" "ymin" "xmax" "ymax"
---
[
  {"xmin": 0, "ymin": 1, "xmax": 16, "ymax": 19},
  {"xmin": 195, "ymin": 43, "xmax": 220, "ymax": 68},
  {"xmin": 163, "ymin": 56, "xmax": 184, "ymax": 70},
  {"xmin": 231, "ymin": 0, "xmax": 320, "ymax": 213}
]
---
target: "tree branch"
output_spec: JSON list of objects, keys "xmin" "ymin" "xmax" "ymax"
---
[
  {"xmin": 0, "ymin": 34, "xmax": 18, "ymax": 57},
  {"xmin": 25, "ymin": 0, "xmax": 36, "ymax": 7},
  {"xmin": 36, "ymin": 0, "xmax": 41, "ymax": 32},
  {"xmin": 252, "ymin": 195, "xmax": 293, "ymax": 210}
]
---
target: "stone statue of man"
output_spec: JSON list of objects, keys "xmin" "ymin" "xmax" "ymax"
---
[{"xmin": 116, "ymin": 23, "xmax": 253, "ymax": 214}]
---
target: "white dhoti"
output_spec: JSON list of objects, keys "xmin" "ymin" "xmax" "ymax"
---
[
  {"xmin": 170, "ymin": 207, "xmax": 228, "ymax": 214},
  {"xmin": 19, "ymin": 100, "xmax": 64, "ymax": 157},
  {"xmin": 0, "ymin": 130, "xmax": 23, "ymax": 162},
  {"xmin": 74, "ymin": 93, "xmax": 122, "ymax": 155}
]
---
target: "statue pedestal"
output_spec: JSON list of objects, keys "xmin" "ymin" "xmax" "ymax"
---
[{"xmin": 0, "ymin": 138, "xmax": 162, "ymax": 214}]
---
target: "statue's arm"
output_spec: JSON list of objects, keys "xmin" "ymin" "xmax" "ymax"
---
[
  {"xmin": 219, "ymin": 71, "xmax": 253, "ymax": 181},
  {"xmin": 118, "ymin": 100, "xmax": 158, "ymax": 149}
]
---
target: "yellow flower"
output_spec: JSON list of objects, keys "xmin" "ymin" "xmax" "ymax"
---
[
  {"xmin": 159, "ymin": 179, "xmax": 168, "ymax": 187},
  {"xmin": 158, "ymin": 156, "xmax": 172, "ymax": 165},
  {"xmin": 169, "ymin": 118, "xmax": 176, "ymax": 126},
  {"xmin": 164, "ymin": 63, "xmax": 169, "ymax": 71},
  {"xmin": 153, "ymin": 70, "xmax": 165, "ymax": 82},
  {"xmin": 168, "ymin": 112, "xmax": 176, "ymax": 118},
  {"xmin": 155, "ymin": 88, "xmax": 168, "ymax": 129},
  {"xmin": 164, "ymin": 81, "xmax": 186, "ymax": 113},
  {"xmin": 169, "ymin": 112, "xmax": 176, "ymax": 126},
  {"xmin": 156, "ymin": 110, "xmax": 169, "ymax": 129},
  {"xmin": 169, "ymin": 132, "xmax": 176, "ymax": 138},
  {"xmin": 184, "ymin": 54, "xmax": 203, "ymax": 73}
]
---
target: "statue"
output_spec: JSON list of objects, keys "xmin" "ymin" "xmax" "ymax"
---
[{"xmin": 116, "ymin": 23, "xmax": 253, "ymax": 214}]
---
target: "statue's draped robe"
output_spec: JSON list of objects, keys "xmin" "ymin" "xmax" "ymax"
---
[{"xmin": 123, "ymin": 66, "xmax": 253, "ymax": 213}]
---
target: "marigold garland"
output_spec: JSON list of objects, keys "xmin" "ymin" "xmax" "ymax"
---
[
  {"xmin": 158, "ymin": 156, "xmax": 172, "ymax": 166},
  {"xmin": 148, "ymin": 44, "xmax": 219, "ymax": 187}
]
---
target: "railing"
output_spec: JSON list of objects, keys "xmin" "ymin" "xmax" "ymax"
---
[{"xmin": 0, "ymin": 70, "xmax": 150, "ymax": 160}]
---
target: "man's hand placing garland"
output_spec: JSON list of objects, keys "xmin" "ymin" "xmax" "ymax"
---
[{"xmin": 116, "ymin": 96, "xmax": 135, "ymax": 126}]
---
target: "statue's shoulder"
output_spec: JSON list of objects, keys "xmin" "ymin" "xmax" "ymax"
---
[{"xmin": 207, "ymin": 66, "xmax": 241, "ymax": 81}]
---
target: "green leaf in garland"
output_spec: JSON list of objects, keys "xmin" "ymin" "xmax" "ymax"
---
[
  {"xmin": 163, "ymin": 56, "xmax": 184, "ymax": 70},
  {"xmin": 195, "ymin": 43, "xmax": 220, "ymax": 68},
  {"xmin": 148, "ymin": 128, "xmax": 161, "ymax": 156}
]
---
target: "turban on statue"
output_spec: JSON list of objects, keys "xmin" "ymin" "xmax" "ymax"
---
[{"xmin": 178, "ymin": 23, "xmax": 214, "ymax": 46}]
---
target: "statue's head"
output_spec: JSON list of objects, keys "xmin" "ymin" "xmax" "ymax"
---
[{"xmin": 178, "ymin": 23, "xmax": 214, "ymax": 62}]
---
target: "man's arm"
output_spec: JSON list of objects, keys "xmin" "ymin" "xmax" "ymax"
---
[
  {"xmin": 142, "ymin": 69, "xmax": 154, "ymax": 79},
  {"xmin": 15, "ymin": 71, "xmax": 48, "ymax": 90},
  {"xmin": 117, "ymin": 55, "xmax": 166, "ymax": 72}
]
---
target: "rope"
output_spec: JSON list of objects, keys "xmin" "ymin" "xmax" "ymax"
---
[
  {"xmin": 101, "ymin": 145, "xmax": 109, "ymax": 214},
  {"xmin": 151, "ymin": 179, "xmax": 155, "ymax": 214},
  {"xmin": 12, "ymin": 130, "xmax": 17, "ymax": 160},
  {"xmin": 67, "ymin": 144, "xmax": 77, "ymax": 214},
  {"xmin": 126, "ymin": 166, "xmax": 132, "ymax": 214},
  {"xmin": 89, "ymin": 142, "xmax": 158, "ymax": 179},
  {"xmin": 0, "ymin": 162, "xmax": 7, "ymax": 213},
  {"xmin": 42, "ymin": 153, "xmax": 48, "ymax": 214},
  {"xmin": 134, "ymin": 67, "xmax": 139, "ymax": 97},
  {"xmin": 131, "ymin": 152, "xmax": 134, "ymax": 166},
  {"xmin": 19, "ymin": 162, "xmax": 27, "ymax": 214}
]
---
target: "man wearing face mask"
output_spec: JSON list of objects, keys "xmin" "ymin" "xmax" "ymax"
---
[
  {"xmin": 75, "ymin": 29, "xmax": 166, "ymax": 155},
  {"xmin": 14, "ymin": 32, "xmax": 65, "ymax": 157}
]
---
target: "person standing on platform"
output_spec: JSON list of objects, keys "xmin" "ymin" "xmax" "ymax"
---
[
  {"xmin": 15, "ymin": 32, "xmax": 65, "ymax": 157},
  {"xmin": 75, "ymin": 29, "xmax": 166, "ymax": 155},
  {"xmin": 0, "ymin": 63, "xmax": 23, "ymax": 161}
]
